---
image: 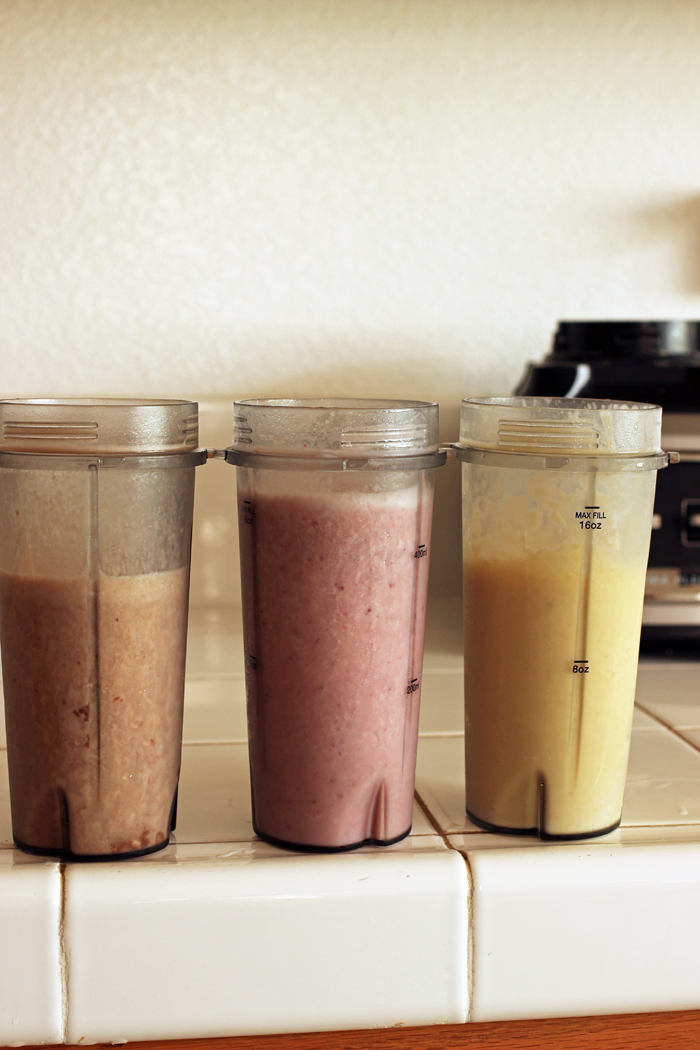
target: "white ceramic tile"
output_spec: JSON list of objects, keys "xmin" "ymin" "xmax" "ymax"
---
[
  {"xmin": 415, "ymin": 735, "xmax": 473, "ymax": 836},
  {"xmin": 0, "ymin": 738, "xmax": 434, "ymax": 856},
  {"xmin": 0, "ymin": 678, "xmax": 5, "ymax": 749},
  {"xmin": 448, "ymin": 822, "xmax": 700, "ymax": 854},
  {"xmin": 679, "ymin": 729, "xmax": 700, "ymax": 751},
  {"xmin": 422, "ymin": 596, "xmax": 464, "ymax": 673},
  {"xmin": 416, "ymin": 721, "xmax": 700, "ymax": 837},
  {"xmin": 177, "ymin": 742, "xmax": 254, "ymax": 843},
  {"xmin": 410, "ymin": 799, "xmax": 440, "ymax": 836},
  {"xmin": 635, "ymin": 661, "xmax": 700, "ymax": 729},
  {"xmin": 631, "ymin": 706, "xmax": 663, "ymax": 729},
  {"xmin": 0, "ymin": 851, "xmax": 63, "ymax": 1044},
  {"xmin": 184, "ymin": 669, "xmax": 468, "ymax": 744},
  {"xmin": 448, "ymin": 831, "xmax": 612, "ymax": 853},
  {"xmin": 184, "ymin": 604, "xmax": 464, "ymax": 741},
  {"xmin": 189, "ymin": 418, "xmax": 241, "ymax": 607},
  {"xmin": 0, "ymin": 754, "xmax": 11, "ymax": 847},
  {"xmin": 464, "ymin": 841, "xmax": 700, "ymax": 1021},
  {"xmin": 177, "ymin": 742, "xmax": 436, "ymax": 844},
  {"xmin": 623, "ymin": 728, "xmax": 700, "ymax": 825},
  {"xmin": 600, "ymin": 823, "xmax": 700, "ymax": 846},
  {"xmin": 169, "ymin": 834, "xmax": 449, "ymax": 862},
  {"xmin": 419, "ymin": 671, "xmax": 464, "ymax": 735},
  {"xmin": 186, "ymin": 598, "xmax": 464, "ymax": 678},
  {"xmin": 183, "ymin": 676, "xmax": 247, "ymax": 743},
  {"xmin": 186, "ymin": 605, "xmax": 244, "ymax": 677},
  {"xmin": 64, "ymin": 846, "xmax": 469, "ymax": 1043}
]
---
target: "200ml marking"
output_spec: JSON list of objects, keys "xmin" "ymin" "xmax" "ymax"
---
[
  {"xmin": 576, "ymin": 506, "xmax": 606, "ymax": 530},
  {"xmin": 406, "ymin": 678, "xmax": 420, "ymax": 694}
]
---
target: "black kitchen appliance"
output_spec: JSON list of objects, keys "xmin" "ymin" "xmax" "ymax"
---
[{"xmin": 515, "ymin": 321, "xmax": 700, "ymax": 656}]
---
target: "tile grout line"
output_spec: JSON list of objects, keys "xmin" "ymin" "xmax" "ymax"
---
[
  {"xmin": 181, "ymin": 739, "xmax": 248, "ymax": 747},
  {"xmin": 413, "ymin": 789, "xmax": 450, "ymax": 846},
  {"xmin": 186, "ymin": 674, "xmax": 245, "ymax": 681},
  {"xmin": 418, "ymin": 731, "xmax": 464, "ymax": 738},
  {"xmin": 635, "ymin": 700, "xmax": 700, "ymax": 757},
  {"xmin": 58, "ymin": 862, "xmax": 68, "ymax": 1044},
  {"xmin": 462, "ymin": 846, "xmax": 474, "ymax": 1023},
  {"xmin": 420, "ymin": 668, "xmax": 465, "ymax": 676},
  {"xmin": 414, "ymin": 790, "xmax": 474, "ymax": 1022}
]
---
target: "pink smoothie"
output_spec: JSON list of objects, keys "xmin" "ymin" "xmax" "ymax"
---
[{"xmin": 239, "ymin": 483, "xmax": 433, "ymax": 850}]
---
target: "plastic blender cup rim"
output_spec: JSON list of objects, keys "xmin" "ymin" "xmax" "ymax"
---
[
  {"xmin": 230, "ymin": 397, "xmax": 443, "ymax": 466},
  {"xmin": 457, "ymin": 396, "xmax": 664, "ymax": 460},
  {"xmin": 0, "ymin": 398, "xmax": 200, "ymax": 455}
]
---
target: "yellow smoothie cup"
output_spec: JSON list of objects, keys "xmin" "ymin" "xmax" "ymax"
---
[{"xmin": 454, "ymin": 397, "xmax": 672, "ymax": 840}]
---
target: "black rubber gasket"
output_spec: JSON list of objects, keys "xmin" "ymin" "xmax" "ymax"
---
[
  {"xmin": 253, "ymin": 821, "xmax": 412, "ymax": 854},
  {"xmin": 467, "ymin": 809, "xmax": 621, "ymax": 842},
  {"xmin": 14, "ymin": 836, "xmax": 171, "ymax": 863}
]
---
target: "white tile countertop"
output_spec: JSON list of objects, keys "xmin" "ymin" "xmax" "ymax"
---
[{"xmin": 2, "ymin": 598, "xmax": 700, "ymax": 1045}]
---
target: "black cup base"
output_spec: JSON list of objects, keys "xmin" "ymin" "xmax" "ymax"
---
[
  {"xmin": 467, "ymin": 809, "xmax": 622, "ymax": 842},
  {"xmin": 253, "ymin": 821, "xmax": 412, "ymax": 854},
  {"xmin": 13, "ymin": 835, "xmax": 171, "ymax": 863}
]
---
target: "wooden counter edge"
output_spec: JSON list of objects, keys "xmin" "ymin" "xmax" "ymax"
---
[{"xmin": 26, "ymin": 1009, "xmax": 700, "ymax": 1050}]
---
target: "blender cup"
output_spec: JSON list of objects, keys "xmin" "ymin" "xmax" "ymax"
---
[
  {"xmin": 225, "ymin": 399, "xmax": 446, "ymax": 852},
  {"xmin": 0, "ymin": 399, "xmax": 206, "ymax": 860},
  {"xmin": 454, "ymin": 397, "xmax": 671, "ymax": 840}
]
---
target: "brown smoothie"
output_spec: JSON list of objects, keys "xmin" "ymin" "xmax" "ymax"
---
[{"xmin": 1, "ymin": 566, "xmax": 189, "ymax": 857}]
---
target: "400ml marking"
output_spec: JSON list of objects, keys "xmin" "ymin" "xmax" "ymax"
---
[{"xmin": 576, "ymin": 505, "xmax": 606, "ymax": 530}]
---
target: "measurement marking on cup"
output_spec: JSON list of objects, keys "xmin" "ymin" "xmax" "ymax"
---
[
  {"xmin": 406, "ymin": 678, "xmax": 420, "ymax": 695},
  {"xmin": 414, "ymin": 545, "xmax": 428, "ymax": 559},
  {"xmin": 242, "ymin": 500, "xmax": 255, "ymax": 526},
  {"xmin": 572, "ymin": 660, "xmax": 589, "ymax": 674},
  {"xmin": 576, "ymin": 507, "xmax": 605, "ymax": 530},
  {"xmin": 248, "ymin": 655, "xmax": 257, "ymax": 671}
]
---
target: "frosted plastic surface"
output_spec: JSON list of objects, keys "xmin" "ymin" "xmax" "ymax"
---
[
  {"xmin": 459, "ymin": 398, "xmax": 663, "ymax": 456},
  {"xmin": 0, "ymin": 400, "xmax": 199, "ymax": 455},
  {"xmin": 233, "ymin": 399, "xmax": 439, "ymax": 457}
]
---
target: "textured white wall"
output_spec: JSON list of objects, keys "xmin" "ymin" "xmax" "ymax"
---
[
  {"xmin": 3, "ymin": 0, "xmax": 700, "ymax": 599},
  {"xmin": 3, "ymin": 0, "xmax": 700, "ymax": 406}
]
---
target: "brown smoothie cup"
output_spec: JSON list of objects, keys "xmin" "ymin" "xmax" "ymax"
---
[{"xmin": 0, "ymin": 399, "xmax": 206, "ymax": 860}]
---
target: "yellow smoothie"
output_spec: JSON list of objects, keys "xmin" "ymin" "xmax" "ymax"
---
[{"xmin": 463, "ymin": 467, "xmax": 655, "ymax": 838}]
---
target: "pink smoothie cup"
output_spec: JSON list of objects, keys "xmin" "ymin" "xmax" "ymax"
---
[{"xmin": 225, "ymin": 399, "xmax": 446, "ymax": 852}]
